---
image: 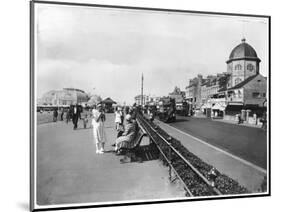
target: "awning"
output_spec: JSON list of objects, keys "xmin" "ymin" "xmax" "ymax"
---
[
  {"xmin": 228, "ymin": 102, "xmax": 243, "ymax": 106},
  {"xmin": 212, "ymin": 103, "xmax": 226, "ymax": 111},
  {"xmin": 201, "ymin": 103, "xmax": 212, "ymax": 109}
]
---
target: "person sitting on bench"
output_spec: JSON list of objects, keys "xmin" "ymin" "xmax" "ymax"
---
[{"xmin": 115, "ymin": 114, "xmax": 137, "ymax": 153}]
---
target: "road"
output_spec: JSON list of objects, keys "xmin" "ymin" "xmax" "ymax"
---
[
  {"xmin": 36, "ymin": 114, "xmax": 185, "ymax": 206},
  {"xmin": 165, "ymin": 115, "xmax": 267, "ymax": 169},
  {"xmin": 153, "ymin": 115, "xmax": 267, "ymax": 192}
]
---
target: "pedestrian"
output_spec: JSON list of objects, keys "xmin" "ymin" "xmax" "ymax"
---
[
  {"xmin": 115, "ymin": 114, "xmax": 137, "ymax": 153},
  {"xmin": 261, "ymin": 112, "xmax": 267, "ymax": 130},
  {"xmin": 60, "ymin": 109, "xmax": 64, "ymax": 121},
  {"xmin": 72, "ymin": 104, "xmax": 81, "ymax": 130},
  {"xmin": 129, "ymin": 106, "xmax": 136, "ymax": 120},
  {"xmin": 92, "ymin": 103, "xmax": 106, "ymax": 154},
  {"xmin": 53, "ymin": 108, "xmax": 58, "ymax": 122},
  {"xmin": 237, "ymin": 114, "xmax": 243, "ymax": 124},
  {"xmin": 115, "ymin": 107, "xmax": 123, "ymax": 130},
  {"xmin": 66, "ymin": 108, "xmax": 70, "ymax": 124},
  {"xmin": 114, "ymin": 107, "xmax": 124, "ymax": 139},
  {"xmin": 148, "ymin": 108, "xmax": 154, "ymax": 122},
  {"xmin": 120, "ymin": 107, "xmax": 124, "ymax": 124},
  {"xmin": 83, "ymin": 113, "xmax": 89, "ymax": 129}
]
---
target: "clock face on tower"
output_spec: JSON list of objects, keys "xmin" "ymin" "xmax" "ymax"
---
[{"xmin": 247, "ymin": 64, "xmax": 254, "ymax": 72}]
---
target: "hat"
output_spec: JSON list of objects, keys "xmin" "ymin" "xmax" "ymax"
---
[{"xmin": 125, "ymin": 114, "xmax": 132, "ymax": 121}]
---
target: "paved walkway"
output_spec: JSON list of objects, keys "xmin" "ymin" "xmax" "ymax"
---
[
  {"xmin": 36, "ymin": 114, "xmax": 185, "ymax": 206},
  {"xmin": 154, "ymin": 119, "xmax": 267, "ymax": 192}
]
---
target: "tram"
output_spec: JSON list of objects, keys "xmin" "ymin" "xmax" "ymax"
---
[
  {"xmin": 175, "ymin": 101, "xmax": 190, "ymax": 116},
  {"xmin": 157, "ymin": 97, "xmax": 176, "ymax": 123}
]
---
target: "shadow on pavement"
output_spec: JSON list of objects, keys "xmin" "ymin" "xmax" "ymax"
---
[
  {"xmin": 119, "ymin": 144, "xmax": 160, "ymax": 164},
  {"xmin": 74, "ymin": 127, "xmax": 91, "ymax": 131},
  {"xmin": 104, "ymin": 150, "xmax": 116, "ymax": 153},
  {"xmin": 174, "ymin": 118, "xmax": 189, "ymax": 123}
]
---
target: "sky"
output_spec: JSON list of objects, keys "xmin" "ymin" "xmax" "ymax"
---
[{"xmin": 35, "ymin": 3, "xmax": 269, "ymax": 105}]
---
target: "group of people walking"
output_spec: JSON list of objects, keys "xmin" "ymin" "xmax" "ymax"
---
[
  {"xmin": 52, "ymin": 103, "xmax": 139, "ymax": 155},
  {"xmin": 52, "ymin": 104, "xmax": 86, "ymax": 130}
]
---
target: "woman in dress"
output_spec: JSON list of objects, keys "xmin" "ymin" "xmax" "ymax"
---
[
  {"xmin": 92, "ymin": 103, "xmax": 106, "ymax": 154},
  {"xmin": 115, "ymin": 107, "xmax": 124, "ymax": 137}
]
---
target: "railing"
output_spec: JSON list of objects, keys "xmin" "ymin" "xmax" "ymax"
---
[{"xmin": 136, "ymin": 113, "xmax": 222, "ymax": 197}]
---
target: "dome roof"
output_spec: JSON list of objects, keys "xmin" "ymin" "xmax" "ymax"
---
[
  {"xmin": 227, "ymin": 38, "xmax": 260, "ymax": 63},
  {"xmin": 40, "ymin": 88, "xmax": 88, "ymax": 105}
]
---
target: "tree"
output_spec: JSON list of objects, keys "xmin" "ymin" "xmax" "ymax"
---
[
  {"xmin": 218, "ymin": 73, "xmax": 231, "ymax": 90},
  {"xmin": 87, "ymin": 94, "xmax": 102, "ymax": 106}
]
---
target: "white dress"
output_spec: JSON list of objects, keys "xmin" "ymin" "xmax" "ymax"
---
[
  {"xmin": 115, "ymin": 111, "xmax": 122, "ymax": 124},
  {"xmin": 92, "ymin": 109, "xmax": 106, "ymax": 144}
]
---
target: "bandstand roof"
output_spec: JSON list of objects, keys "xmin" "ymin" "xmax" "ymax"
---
[{"xmin": 101, "ymin": 97, "xmax": 117, "ymax": 104}]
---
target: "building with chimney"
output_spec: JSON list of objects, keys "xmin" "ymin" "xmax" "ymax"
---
[{"xmin": 185, "ymin": 74, "xmax": 203, "ymax": 109}]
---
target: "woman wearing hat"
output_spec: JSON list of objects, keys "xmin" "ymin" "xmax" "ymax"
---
[
  {"xmin": 92, "ymin": 103, "xmax": 106, "ymax": 154},
  {"xmin": 114, "ymin": 114, "xmax": 137, "ymax": 153}
]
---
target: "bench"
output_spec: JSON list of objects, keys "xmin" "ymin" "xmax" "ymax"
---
[
  {"xmin": 118, "ymin": 129, "xmax": 146, "ymax": 150},
  {"xmin": 118, "ymin": 121, "xmax": 147, "ymax": 162}
]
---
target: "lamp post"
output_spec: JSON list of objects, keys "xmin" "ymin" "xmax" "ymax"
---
[{"xmin": 141, "ymin": 73, "xmax": 144, "ymax": 107}]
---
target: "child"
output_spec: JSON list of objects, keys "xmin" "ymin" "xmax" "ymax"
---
[
  {"xmin": 115, "ymin": 107, "xmax": 123, "ymax": 130},
  {"xmin": 83, "ymin": 114, "xmax": 89, "ymax": 129}
]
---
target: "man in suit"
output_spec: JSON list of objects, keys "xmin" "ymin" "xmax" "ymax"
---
[
  {"xmin": 72, "ymin": 104, "xmax": 81, "ymax": 130},
  {"xmin": 53, "ymin": 108, "xmax": 58, "ymax": 122}
]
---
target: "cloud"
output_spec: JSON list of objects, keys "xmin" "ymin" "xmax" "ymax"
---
[{"xmin": 35, "ymin": 4, "xmax": 269, "ymax": 105}]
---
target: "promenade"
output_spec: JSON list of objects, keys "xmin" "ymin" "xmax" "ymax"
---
[
  {"xmin": 36, "ymin": 111, "xmax": 267, "ymax": 207},
  {"xmin": 36, "ymin": 114, "xmax": 185, "ymax": 206}
]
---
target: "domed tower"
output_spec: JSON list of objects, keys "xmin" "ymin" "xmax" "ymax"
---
[{"xmin": 226, "ymin": 38, "xmax": 261, "ymax": 88}]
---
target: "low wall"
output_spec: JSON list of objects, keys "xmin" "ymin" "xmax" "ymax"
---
[
  {"xmin": 224, "ymin": 115, "xmax": 237, "ymax": 122},
  {"xmin": 224, "ymin": 114, "xmax": 263, "ymax": 126}
]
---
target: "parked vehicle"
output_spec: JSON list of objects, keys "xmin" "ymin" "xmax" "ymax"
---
[
  {"xmin": 157, "ymin": 97, "xmax": 176, "ymax": 122},
  {"xmin": 175, "ymin": 101, "xmax": 190, "ymax": 116}
]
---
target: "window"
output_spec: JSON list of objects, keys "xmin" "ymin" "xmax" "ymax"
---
[
  {"xmin": 247, "ymin": 64, "xmax": 254, "ymax": 71},
  {"xmin": 252, "ymin": 92, "xmax": 260, "ymax": 98},
  {"xmin": 235, "ymin": 64, "xmax": 242, "ymax": 70},
  {"xmin": 235, "ymin": 78, "xmax": 242, "ymax": 85},
  {"xmin": 238, "ymin": 90, "xmax": 242, "ymax": 98}
]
